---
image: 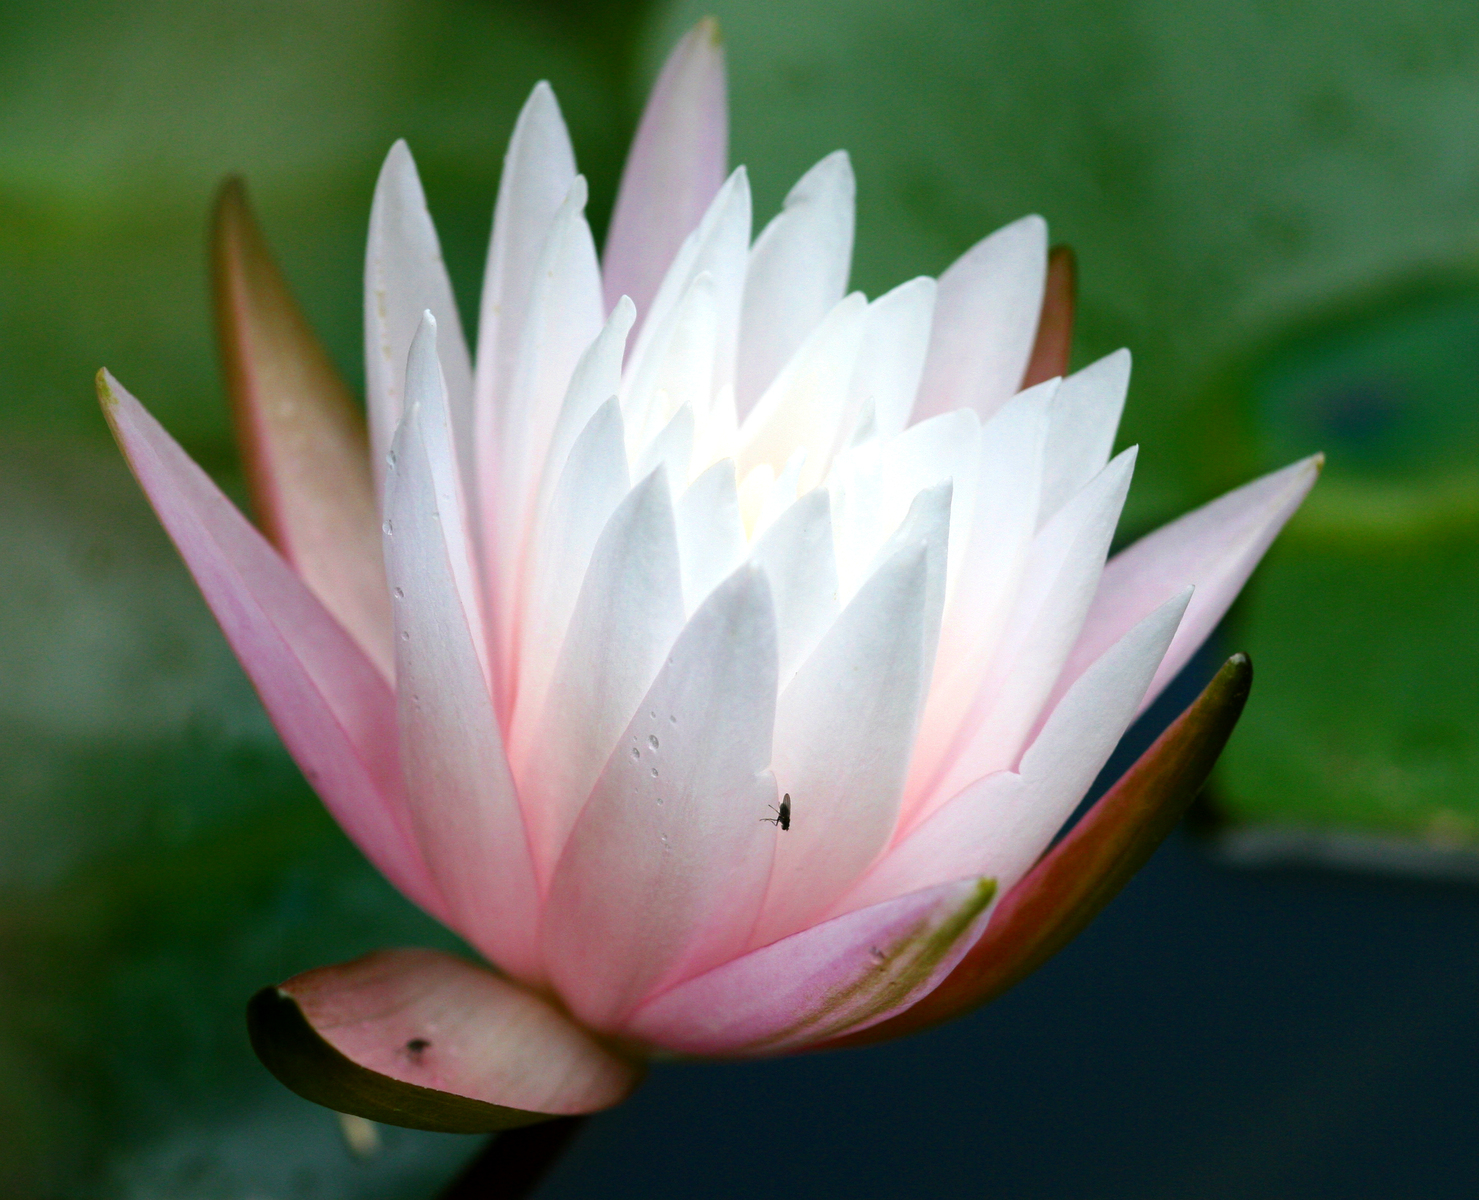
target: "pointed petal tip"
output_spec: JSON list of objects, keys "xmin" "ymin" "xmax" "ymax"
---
[{"xmin": 694, "ymin": 14, "xmax": 724, "ymax": 47}]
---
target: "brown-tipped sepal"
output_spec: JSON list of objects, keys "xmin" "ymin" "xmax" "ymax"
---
[
  {"xmin": 1021, "ymin": 244, "xmax": 1077, "ymax": 388},
  {"xmin": 825, "ymin": 653, "xmax": 1252, "ymax": 1048}
]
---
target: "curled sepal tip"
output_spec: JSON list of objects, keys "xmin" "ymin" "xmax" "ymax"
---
[
  {"xmin": 826, "ymin": 652, "xmax": 1253, "ymax": 1048},
  {"xmin": 247, "ymin": 948, "xmax": 644, "ymax": 1133}
]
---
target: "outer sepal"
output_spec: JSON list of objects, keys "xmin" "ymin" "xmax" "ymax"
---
[
  {"xmin": 824, "ymin": 652, "xmax": 1253, "ymax": 1048},
  {"xmin": 247, "ymin": 949, "xmax": 644, "ymax": 1133},
  {"xmin": 211, "ymin": 177, "xmax": 391, "ymax": 677}
]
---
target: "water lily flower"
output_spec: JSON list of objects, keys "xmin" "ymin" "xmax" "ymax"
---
[{"xmin": 98, "ymin": 20, "xmax": 1318, "ymax": 1131}]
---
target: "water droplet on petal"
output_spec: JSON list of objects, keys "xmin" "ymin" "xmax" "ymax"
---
[
  {"xmin": 401, "ymin": 630, "xmax": 410, "ymax": 640},
  {"xmin": 648, "ymin": 735, "xmax": 660, "ymax": 750},
  {"xmin": 393, "ymin": 587, "xmax": 404, "ymax": 600},
  {"xmin": 630, "ymin": 747, "xmax": 641, "ymax": 760},
  {"xmin": 650, "ymin": 767, "xmax": 658, "ymax": 778},
  {"xmin": 382, "ymin": 520, "xmax": 393, "ymax": 536}
]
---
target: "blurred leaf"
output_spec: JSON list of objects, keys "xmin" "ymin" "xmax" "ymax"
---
[{"xmin": 0, "ymin": 0, "xmax": 632, "ymax": 454}]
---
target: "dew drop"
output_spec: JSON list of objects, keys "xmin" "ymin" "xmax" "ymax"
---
[
  {"xmin": 648, "ymin": 734, "xmax": 660, "ymax": 750},
  {"xmin": 650, "ymin": 767, "xmax": 658, "ymax": 778},
  {"xmin": 401, "ymin": 630, "xmax": 410, "ymax": 640},
  {"xmin": 393, "ymin": 587, "xmax": 404, "ymax": 600},
  {"xmin": 669, "ymin": 714, "xmax": 677, "ymax": 724},
  {"xmin": 630, "ymin": 747, "xmax": 641, "ymax": 760},
  {"xmin": 386, "ymin": 449, "xmax": 397, "ymax": 469},
  {"xmin": 649, "ymin": 710, "xmax": 657, "ymax": 719},
  {"xmin": 382, "ymin": 519, "xmax": 394, "ymax": 536}
]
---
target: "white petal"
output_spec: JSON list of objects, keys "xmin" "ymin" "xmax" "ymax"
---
[
  {"xmin": 845, "ymin": 276, "xmax": 937, "ymax": 443},
  {"xmin": 912, "ymin": 215, "xmax": 1047, "ymax": 423},
  {"xmin": 525, "ymin": 298, "xmax": 635, "ymax": 563},
  {"xmin": 623, "ymin": 167, "xmax": 751, "ymax": 406},
  {"xmin": 751, "ymin": 485, "xmax": 949, "ymax": 946},
  {"xmin": 631, "ymin": 402, "xmax": 696, "ymax": 488},
  {"xmin": 365, "ymin": 141, "xmax": 474, "ymax": 501},
  {"xmin": 829, "ymin": 408, "xmax": 979, "ymax": 602},
  {"xmin": 840, "ymin": 590, "xmax": 1190, "ymax": 914},
  {"xmin": 401, "ymin": 314, "xmax": 487, "ymax": 677},
  {"xmin": 736, "ymin": 291, "xmax": 868, "ymax": 494},
  {"xmin": 919, "ymin": 446, "xmax": 1136, "ymax": 816},
  {"xmin": 910, "ymin": 383, "xmax": 1053, "ymax": 797},
  {"xmin": 623, "ymin": 271, "xmax": 717, "ymax": 454},
  {"xmin": 474, "ymin": 82, "xmax": 578, "ymax": 464},
  {"xmin": 748, "ymin": 487, "xmax": 840, "ymax": 688},
  {"xmin": 543, "ymin": 565, "xmax": 780, "ymax": 1030},
  {"xmin": 481, "ymin": 177, "xmax": 605, "ymax": 689},
  {"xmin": 675, "ymin": 459, "xmax": 747, "ymax": 614},
  {"xmin": 508, "ymin": 397, "xmax": 630, "ymax": 781},
  {"xmin": 1038, "ymin": 349, "xmax": 1131, "ymax": 528},
  {"xmin": 735, "ymin": 151, "xmax": 856, "ymax": 418},
  {"xmin": 519, "ymin": 468, "xmax": 685, "ymax": 885},
  {"xmin": 383, "ymin": 327, "xmax": 539, "ymax": 982}
]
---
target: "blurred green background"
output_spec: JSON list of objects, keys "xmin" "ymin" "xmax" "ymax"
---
[{"xmin": 3, "ymin": 0, "xmax": 1479, "ymax": 1193}]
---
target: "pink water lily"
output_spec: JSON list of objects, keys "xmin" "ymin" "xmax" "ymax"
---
[{"xmin": 99, "ymin": 21, "xmax": 1317, "ymax": 1130}]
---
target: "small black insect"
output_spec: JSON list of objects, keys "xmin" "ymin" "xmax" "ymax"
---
[
  {"xmin": 762, "ymin": 793, "xmax": 792, "ymax": 831},
  {"xmin": 404, "ymin": 1037, "xmax": 430, "ymax": 1061}
]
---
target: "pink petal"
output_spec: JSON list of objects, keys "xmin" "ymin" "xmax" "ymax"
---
[
  {"xmin": 365, "ymin": 141, "xmax": 474, "ymax": 500},
  {"xmin": 625, "ymin": 876, "xmax": 997, "ymax": 1056},
  {"xmin": 542, "ymin": 565, "xmax": 780, "ymax": 1031},
  {"xmin": 98, "ymin": 371, "xmax": 442, "ymax": 921},
  {"xmin": 736, "ymin": 151, "xmax": 856, "ymax": 418},
  {"xmin": 518, "ymin": 468, "xmax": 686, "ymax": 887},
  {"xmin": 254, "ymin": 948, "xmax": 642, "ymax": 1128},
  {"xmin": 751, "ymin": 486, "xmax": 949, "ymax": 947},
  {"xmin": 602, "ymin": 18, "xmax": 728, "ymax": 330},
  {"xmin": 918, "ymin": 447, "xmax": 1136, "ymax": 816},
  {"xmin": 912, "ymin": 215, "xmax": 1047, "ymax": 424},
  {"xmin": 384, "ymin": 321, "xmax": 541, "ymax": 982},
  {"xmin": 475, "ymin": 82, "xmax": 579, "ymax": 453},
  {"xmin": 840, "ymin": 590, "xmax": 1189, "ymax": 914},
  {"xmin": 1042, "ymin": 454, "xmax": 1322, "ymax": 729},
  {"xmin": 211, "ymin": 179, "xmax": 392, "ymax": 679}
]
